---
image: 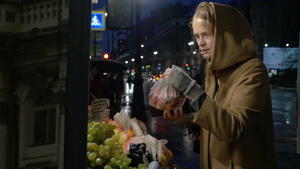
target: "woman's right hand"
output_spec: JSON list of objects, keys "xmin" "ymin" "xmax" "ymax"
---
[
  {"xmin": 163, "ymin": 109, "xmax": 183, "ymax": 121},
  {"xmin": 163, "ymin": 110, "xmax": 196, "ymax": 125}
]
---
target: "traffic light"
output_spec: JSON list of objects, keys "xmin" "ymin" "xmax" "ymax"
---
[
  {"xmin": 118, "ymin": 39, "xmax": 127, "ymax": 56},
  {"xmin": 103, "ymin": 53, "xmax": 109, "ymax": 59},
  {"xmin": 185, "ymin": 64, "xmax": 190, "ymax": 71}
]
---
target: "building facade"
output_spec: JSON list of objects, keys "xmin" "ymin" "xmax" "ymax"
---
[{"xmin": 0, "ymin": 0, "xmax": 69, "ymax": 168}]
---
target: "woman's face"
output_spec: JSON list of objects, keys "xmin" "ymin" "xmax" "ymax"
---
[{"xmin": 192, "ymin": 18, "xmax": 214, "ymax": 60}]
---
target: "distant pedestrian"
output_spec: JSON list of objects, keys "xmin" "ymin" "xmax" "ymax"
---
[
  {"xmin": 162, "ymin": 2, "xmax": 278, "ymax": 169},
  {"xmin": 127, "ymin": 76, "xmax": 133, "ymax": 88},
  {"xmin": 113, "ymin": 72, "xmax": 124, "ymax": 112},
  {"xmin": 89, "ymin": 67, "xmax": 108, "ymax": 104}
]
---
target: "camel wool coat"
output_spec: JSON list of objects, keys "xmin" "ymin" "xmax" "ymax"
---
[{"xmin": 191, "ymin": 2, "xmax": 278, "ymax": 169}]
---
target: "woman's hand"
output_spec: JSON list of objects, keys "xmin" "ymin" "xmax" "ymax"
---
[
  {"xmin": 163, "ymin": 110, "xmax": 196, "ymax": 125},
  {"xmin": 163, "ymin": 109, "xmax": 184, "ymax": 121},
  {"xmin": 164, "ymin": 65, "xmax": 201, "ymax": 100},
  {"xmin": 162, "ymin": 68, "xmax": 172, "ymax": 80}
]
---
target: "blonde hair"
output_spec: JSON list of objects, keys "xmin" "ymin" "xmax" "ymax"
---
[{"xmin": 189, "ymin": 2, "xmax": 215, "ymax": 34}]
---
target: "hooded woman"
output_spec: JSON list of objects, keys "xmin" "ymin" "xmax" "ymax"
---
[{"xmin": 163, "ymin": 2, "xmax": 278, "ymax": 169}]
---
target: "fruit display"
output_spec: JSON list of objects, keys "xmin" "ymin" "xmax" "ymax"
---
[
  {"xmin": 87, "ymin": 113, "xmax": 173, "ymax": 169},
  {"xmin": 122, "ymin": 136, "xmax": 173, "ymax": 169},
  {"xmin": 148, "ymin": 78, "xmax": 186, "ymax": 110},
  {"xmin": 112, "ymin": 127, "xmax": 136, "ymax": 145},
  {"xmin": 127, "ymin": 143, "xmax": 153, "ymax": 167},
  {"xmin": 87, "ymin": 121, "xmax": 133, "ymax": 168}
]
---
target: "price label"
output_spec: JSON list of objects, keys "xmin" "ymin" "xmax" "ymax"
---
[
  {"xmin": 130, "ymin": 118, "xmax": 144, "ymax": 136},
  {"xmin": 147, "ymin": 134, "xmax": 158, "ymax": 161},
  {"xmin": 88, "ymin": 98, "xmax": 109, "ymax": 122},
  {"xmin": 113, "ymin": 109, "xmax": 131, "ymax": 132}
]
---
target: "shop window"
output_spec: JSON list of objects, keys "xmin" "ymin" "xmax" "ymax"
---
[
  {"xmin": 33, "ymin": 105, "xmax": 56, "ymax": 145},
  {"xmin": 5, "ymin": 11, "xmax": 15, "ymax": 23}
]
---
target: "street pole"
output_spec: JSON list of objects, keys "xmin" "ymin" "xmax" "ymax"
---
[
  {"xmin": 131, "ymin": 0, "xmax": 147, "ymax": 123},
  {"xmin": 297, "ymin": 28, "xmax": 300, "ymax": 155},
  {"xmin": 94, "ymin": 31, "xmax": 97, "ymax": 57},
  {"xmin": 65, "ymin": 0, "xmax": 90, "ymax": 168}
]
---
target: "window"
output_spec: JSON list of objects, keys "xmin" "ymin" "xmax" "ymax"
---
[
  {"xmin": 34, "ymin": 106, "xmax": 57, "ymax": 145},
  {"xmin": 258, "ymin": 13, "xmax": 265, "ymax": 29},
  {"xmin": 173, "ymin": 31, "xmax": 180, "ymax": 53},
  {"xmin": 185, "ymin": 30, "xmax": 192, "ymax": 52},
  {"xmin": 174, "ymin": 42, "xmax": 179, "ymax": 52},
  {"xmin": 272, "ymin": 36, "xmax": 280, "ymax": 47},
  {"xmin": 258, "ymin": 37, "xmax": 265, "ymax": 48},
  {"xmin": 271, "ymin": 14, "xmax": 279, "ymax": 29},
  {"xmin": 256, "ymin": 34, "xmax": 267, "ymax": 50},
  {"xmin": 175, "ymin": 56, "xmax": 180, "ymax": 65},
  {"xmin": 174, "ymin": 31, "xmax": 179, "ymax": 40},
  {"xmin": 285, "ymin": 14, "xmax": 292, "ymax": 28},
  {"xmin": 5, "ymin": 11, "xmax": 16, "ymax": 23}
]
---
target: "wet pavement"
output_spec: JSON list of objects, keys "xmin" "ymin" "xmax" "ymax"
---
[
  {"xmin": 121, "ymin": 80, "xmax": 300, "ymax": 169},
  {"xmin": 272, "ymin": 88, "xmax": 300, "ymax": 169}
]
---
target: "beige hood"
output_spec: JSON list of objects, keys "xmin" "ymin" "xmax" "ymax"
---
[{"xmin": 209, "ymin": 2, "xmax": 256, "ymax": 71}]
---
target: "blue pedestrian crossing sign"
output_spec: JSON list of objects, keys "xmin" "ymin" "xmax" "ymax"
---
[{"xmin": 91, "ymin": 11, "xmax": 105, "ymax": 31}]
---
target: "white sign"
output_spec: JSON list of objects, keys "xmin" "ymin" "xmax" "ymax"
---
[
  {"xmin": 92, "ymin": 0, "xmax": 98, "ymax": 3},
  {"xmin": 88, "ymin": 98, "xmax": 109, "ymax": 122},
  {"xmin": 263, "ymin": 47, "xmax": 298, "ymax": 70},
  {"xmin": 113, "ymin": 109, "xmax": 131, "ymax": 132}
]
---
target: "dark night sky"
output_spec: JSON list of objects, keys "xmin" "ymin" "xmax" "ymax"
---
[{"xmin": 141, "ymin": 0, "xmax": 242, "ymax": 17}]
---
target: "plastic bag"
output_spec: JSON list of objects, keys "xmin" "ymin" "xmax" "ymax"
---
[
  {"xmin": 149, "ymin": 77, "xmax": 186, "ymax": 110},
  {"xmin": 123, "ymin": 136, "xmax": 148, "ymax": 154},
  {"xmin": 123, "ymin": 136, "xmax": 173, "ymax": 168}
]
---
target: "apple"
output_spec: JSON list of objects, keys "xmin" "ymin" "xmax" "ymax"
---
[
  {"xmin": 112, "ymin": 127, "xmax": 123, "ymax": 140},
  {"xmin": 118, "ymin": 131, "xmax": 128, "ymax": 145}
]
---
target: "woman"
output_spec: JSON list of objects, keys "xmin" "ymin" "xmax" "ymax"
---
[{"xmin": 163, "ymin": 2, "xmax": 278, "ymax": 169}]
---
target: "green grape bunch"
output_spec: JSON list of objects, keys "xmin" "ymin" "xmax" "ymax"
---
[
  {"xmin": 87, "ymin": 121, "xmax": 116, "ymax": 145},
  {"xmin": 87, "ymin": 121, "xmax": 147, "ymax": 169}
]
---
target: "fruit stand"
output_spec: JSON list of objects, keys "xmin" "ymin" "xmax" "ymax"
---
[{"xmin": 86, "ymin": 99, "xmax": 174, "ymax": 169}]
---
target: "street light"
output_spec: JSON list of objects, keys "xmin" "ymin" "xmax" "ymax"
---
[
  {"xmin": 103, "ymin": 53, "xmax": 109, "ymax": 59},
  {"xmin": 188, "ymin": 41, "xmax": 194, "ymax": 46}
]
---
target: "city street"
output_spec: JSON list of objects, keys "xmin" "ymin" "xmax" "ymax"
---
[{"xmin": 121, "ymin": 79, "xmax": 300, "ymax": 169}]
